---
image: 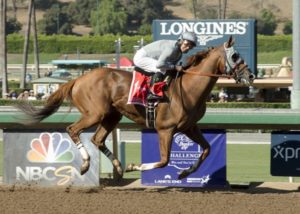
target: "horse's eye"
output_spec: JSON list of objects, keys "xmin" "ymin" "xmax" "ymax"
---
[{"xmin": 231, "ymin": 53, "xmax": 240, "ymax": 62}]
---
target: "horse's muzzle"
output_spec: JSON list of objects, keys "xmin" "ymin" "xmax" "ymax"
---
[
  {"xmin": 247, "ymin": 73, "xmax": 255, "ymax": 83},
  {"xmin": 236, "ymin": 73, "xmax": 255, "ymax": 85}
]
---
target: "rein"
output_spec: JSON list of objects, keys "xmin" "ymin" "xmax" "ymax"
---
[
  {"xmin": 182, "ymin": 64, "xmax": 248, "ymax": 79},
  {"xmin": 183, "ymin": 70, "xmax": 234, "ymax": 79}
]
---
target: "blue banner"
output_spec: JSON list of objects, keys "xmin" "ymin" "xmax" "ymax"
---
[
  {"xmin": 152, "ymin": 19, "xmax": 257, "ymax": 74},
  {"xmin": 141, "ymin": 129, "xmax": 226, "ymax": 187},
  {"xmin": 271, "ymin": 131, "xmax": 300, "ymax": 176}
]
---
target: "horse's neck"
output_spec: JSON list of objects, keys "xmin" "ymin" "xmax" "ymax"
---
[
  {"xmin": 181, "ymin": 54, "xmax": 220, "ymax": 106},
  {"xmin": 188, "ymin": 52, "xmax": 220, "ymax": 83},
  {"xmin": 198, "ymin": 52, "xmax": 220, "ymax": 74}
]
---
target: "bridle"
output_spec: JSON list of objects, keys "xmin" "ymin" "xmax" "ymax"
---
[
  {"xmin": 223, "ymin": 44, "xmax": 249, "ymax": 81},
  {"xmin": 183, "ymin": 44, "xmax": 248, "ymax": 80}
]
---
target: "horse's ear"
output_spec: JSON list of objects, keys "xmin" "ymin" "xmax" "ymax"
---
[{"xmin": 225, "ymin": 36, "xmax": 235, "ymax": 48}]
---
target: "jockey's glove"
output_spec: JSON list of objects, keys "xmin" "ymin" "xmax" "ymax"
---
[{"xmin": 175, "ymin": 65, "xmax": 183, "ymax": 72}]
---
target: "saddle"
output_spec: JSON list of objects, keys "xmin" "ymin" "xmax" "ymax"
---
[{"xmin": 127, "ymin": 67, "xmax": 173, "ymax": 128}]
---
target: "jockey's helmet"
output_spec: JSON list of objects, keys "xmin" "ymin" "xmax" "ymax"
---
[{"xmin": 179, "ymin": 31, "xmax": 198, "ymax": 46}]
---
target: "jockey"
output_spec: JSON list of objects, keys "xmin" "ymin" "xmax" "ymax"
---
[{"xmin": 133, "ymin": 31, "xmax": 198, "ymax": 100}]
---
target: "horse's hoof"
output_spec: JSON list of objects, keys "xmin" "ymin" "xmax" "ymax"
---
[
  {"xmin": 113, "ymin": 167, "xmax": 124, "ymax": 181},
  {"xmin": 116, "ymin": 166, "xmax": 124, "ymax": 177},
  {"xmin": 118, "ymin": 166, "xmax": 123, "ymax": 175},
  {"xmin": 125, "ymin": 163, "xmax": 135, "ymax": 172},
  {"xmin": 80, "ymin": 160, "xmax": 90, "ymax": 175},
  {"xmin": 178, "ymin": 170, "xmax": 190, "ymax": 180}
]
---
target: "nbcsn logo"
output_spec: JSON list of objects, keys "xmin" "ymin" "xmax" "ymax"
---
[
  {"xmin": 27, "ymin": 132, "xmax": 74, "ymax": 163},
  {"xmin": 16, "ymin": 132, "xmax": 84, "ymax": 186}
]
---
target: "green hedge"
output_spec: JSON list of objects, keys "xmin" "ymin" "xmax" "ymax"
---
[
  {"xmin": 7, "ymin": 34, "xmax": 292, "ymax": 54},
  {"xmin": 7, "ymin": 34, "xmax": 152, "ymax": 54},
  {"xmin": 257, "ymin": 35, "xmax": 292, "ymax": 52}
]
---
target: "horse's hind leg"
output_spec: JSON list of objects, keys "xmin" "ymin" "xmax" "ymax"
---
[
  {"xmin": 67, "ymin": 116, "xmax": 100, "ymax": 175},
  {"xmin": 91, "ymin": 112, "xmax": 123, "ymax": 179},
  {"xmin": 178, "ymin": 125, "xmax": 210, "ymax": 179}
]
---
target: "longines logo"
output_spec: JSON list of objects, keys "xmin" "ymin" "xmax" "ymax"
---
[
  {"xmin": 159, "ymin": 21, "xmax": 249, "ymax": 45},
  {"xmin": 198, "ymin": 35, "xmax": 223, "ymax": 45}
]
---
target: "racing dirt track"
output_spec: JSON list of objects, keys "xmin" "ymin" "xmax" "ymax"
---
[{"xmin": 0, "ymin": 179, "xmax": 300, "ymax": 214}]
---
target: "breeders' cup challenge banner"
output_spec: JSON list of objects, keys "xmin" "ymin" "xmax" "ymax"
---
[{"xmin": 142, "ymin": 130, "xmax": 226, "ymax": 187}]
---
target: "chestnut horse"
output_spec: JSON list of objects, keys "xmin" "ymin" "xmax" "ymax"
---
[{"xmin": 17, "ymin": 36, "xmax": 254, "ymax": 180}]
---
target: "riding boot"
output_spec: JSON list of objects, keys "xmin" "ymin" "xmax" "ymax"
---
[{"xmin": 147, "ymin": 72, "xmax": 165, "ymax": 101}]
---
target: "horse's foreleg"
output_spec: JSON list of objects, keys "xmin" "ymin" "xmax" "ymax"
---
[
  {"xmin": 126, "ymin": 162, "xmax": 162, "ymax": 171},
  {"xmin": 126, "ymin": 129, "xmax": 173, "ymax": 172},
  {"xmin": 178, "ymin": 126, "xmax": 210, "ymax": 179}
]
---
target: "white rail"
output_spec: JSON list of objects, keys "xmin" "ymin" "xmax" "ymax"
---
[
  {"xmin": 257, "ymin": 64, "xmax": 280, "ymax": 69},
  {"xmin": 7, "ymin": 64, "xmax": 56, "ymax": 71}
]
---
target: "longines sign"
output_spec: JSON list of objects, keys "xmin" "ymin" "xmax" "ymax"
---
[{"xmin": 152, "ymin": 19, "xmax": 257, "ymax": 73}]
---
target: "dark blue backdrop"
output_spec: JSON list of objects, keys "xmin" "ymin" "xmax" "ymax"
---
[
  {"xmin": 141, "ymin": 129, "xmax": 226, "ymax": 187},
  {"xmin": 271, "ymin": 131, "xmax": 300, "ymax": 176}
]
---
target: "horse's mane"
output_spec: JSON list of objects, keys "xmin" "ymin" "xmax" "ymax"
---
[{"xmin": 183, "ymin": 47, "xmax": 214, "ymax": 70}]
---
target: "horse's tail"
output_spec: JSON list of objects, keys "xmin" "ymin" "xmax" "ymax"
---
[{"xmin": 17, "ymin": 79, "xmax": 76, "ymax": 124}]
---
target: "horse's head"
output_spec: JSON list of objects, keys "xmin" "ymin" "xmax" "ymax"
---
[
  {"xmin": 221, "ymin": 36, "xmax": 255, "ymax": 85},
  {"xmin": 183, "ymin": 36, "xmax": 254, "ymax": 85}
]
